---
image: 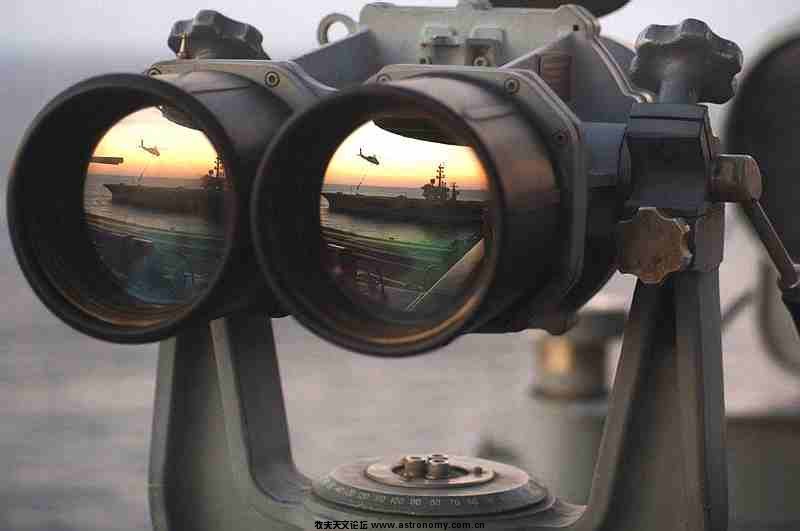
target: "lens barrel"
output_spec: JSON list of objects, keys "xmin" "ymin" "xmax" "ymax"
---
[
  {"xmin": 8, "ymin": 72, "xmax": 291, "ymax": 342},
  {"xmin": 727, "ymin": 37, "xmax": 800, "ymax": 259},
  {"xmin": 252, "ymin": 76, "xmax": 564, "ymax": 355}
]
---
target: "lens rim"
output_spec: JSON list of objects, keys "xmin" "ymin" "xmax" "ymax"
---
[
  {"xmin": 253, "ymin": 80, "xmax": 546, "ymax": 356},
  {"xmin": 726, "ymin": 36, "xmax": 800, "ymax": 256},
  {"xmin": 7, "ymin": 73, "xmax": 241, "ymax": 343}
]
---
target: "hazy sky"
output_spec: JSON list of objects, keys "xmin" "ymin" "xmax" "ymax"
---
[
  {"xmin": 324, "ymin": 121, "xmax": 489, "ymax": 189},
  {"xmin": 4, "ymin": 0, "xmax": 800, "ymax": 185},
  {"xmin": 88, "ymin": 107, "xmax": 218, "ymax": 180}
]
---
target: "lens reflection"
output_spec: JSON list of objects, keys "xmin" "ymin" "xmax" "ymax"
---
[
  {"xmin": 84, "ymin": 107, "xmax": 228, "ymax": 305},
  {"xmin": 321, "ymin": 119, "xmax": 490, "ymax": 316}
]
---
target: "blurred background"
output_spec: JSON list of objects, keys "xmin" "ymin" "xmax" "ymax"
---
[{"xmin": 3, "ymin": 1, "xmax": 800, "ymax": 530}]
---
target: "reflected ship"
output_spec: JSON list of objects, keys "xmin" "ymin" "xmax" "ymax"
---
[
  {"xmin": 85, "ymin": 152, "xmax": 227, "ymax": 304},
  {"xmin": 322, "ymin": 163, "xmax": 485, "ymax": 224},
  {"xmin": 104, "ymin": 155, "xmax": 227, "ymax": 220}
]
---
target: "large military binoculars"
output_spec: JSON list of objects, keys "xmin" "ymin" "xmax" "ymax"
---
[
  {"xmin": 13, "ymin": 2, "xmax": 787, "ymax": 356},
  {"xmin": 9, "ymin": 3, "xmax": 633, "ymax": 355}
]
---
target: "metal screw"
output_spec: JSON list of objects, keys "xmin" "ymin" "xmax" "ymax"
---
[
  {"xmin": 426, "ymin": 459, "xmax": 450, "ymax": 479},
  {"xmin": 376, "ymin": 73, "xmax": 392, "ymax": 83},
  {"xmin": 473, "ymin": 55, "xmax": 490, "ymax": 67},
  {"xmin": 264, "ymin": 71, "xmax": 281, "ymax": 87},
  {"xmin": 710, "ymin": 154, "xmax": 762, "ymax": 203},
  {"xmin": 553, "ymin": 130, "xmax": 569, "ymax": 146},
  {"xmin": 176, "ymin": 32, "xmax": 192, "ymax": 60},
  {"xmin": 147, "ymin": 67, "xmax": 162, "ymax": 77},
  {"xmin": 402, "ymin": 456, "xmax": 427, "ymax": 479},
  {"xmin": 504, "ymin": 77, "xmax": 520, "ymax": 94}
]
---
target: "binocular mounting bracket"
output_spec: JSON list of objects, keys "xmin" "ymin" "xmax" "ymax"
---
[{"xmin": 141, "ymin": 15, "xmax": 800, "ymax": 531}]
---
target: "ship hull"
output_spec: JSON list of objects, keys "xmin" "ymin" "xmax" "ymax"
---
[
  {"xmin": 104, "ymin": 183, "xmax": 225, "ymax": 219},
  {"xmin": 322, "ymin": 192, "xmax": 484, "ymax": 223}
]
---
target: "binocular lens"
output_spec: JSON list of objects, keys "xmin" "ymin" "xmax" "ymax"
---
[
  {"xmin": 84, "ymin": 107, "xmax": 230, "ymax": 306},
  {"xmin": 320, "ymin": 119, "xmax": 490, "ymax": 316},
  {"xmin": 5, "ymin": 73, "xmax": 289, "ymax": 343}
]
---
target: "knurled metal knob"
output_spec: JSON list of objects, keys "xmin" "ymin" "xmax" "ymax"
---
[
  {"xmin": 630, "ymin": 18, "xmax": 742, "ymax": 104},
  {"xmin": 618, "ymin": 208, "xmax": 692, "ymax": 284},
  {"xmin": 168, "ymin": 10, "xmax": 269, "ymax": 60}
]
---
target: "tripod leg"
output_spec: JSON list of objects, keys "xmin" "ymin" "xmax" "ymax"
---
[
  {"xmin": 674, "ymin": 271, "xmax": 727, "ymax": 531},
  {"xmin": 149, "ymin": 314, "xmax": 308, "ymax": 531},
  {"xmin": 576, "ymin": 270, "xmax": 727, "ymax": 531}
]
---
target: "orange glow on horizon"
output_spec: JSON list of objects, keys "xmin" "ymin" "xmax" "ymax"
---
[
  {"xmin": 324, "ymin": 121, "xmax": 489, "ymax": 190},
  {"xmin": 87, "ymin": 107, "xmax": 218, "ymax": 180}
]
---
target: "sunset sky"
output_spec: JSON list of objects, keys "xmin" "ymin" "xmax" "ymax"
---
[
  {"xmin": 324, "ymin": 121, "xmax": 489, "ymax": 190},
  {"xmin": 87, "ymin": 106, "xmax": 217, "ymax": 180}
]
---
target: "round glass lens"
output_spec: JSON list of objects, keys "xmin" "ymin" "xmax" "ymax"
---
[
  {"xmin": 84, "ymin": 106, "xmax": 229, "ymax": 306},
  {"xmin": 321, "ymin": 118, "xmax": 491, "ymax": 317}
]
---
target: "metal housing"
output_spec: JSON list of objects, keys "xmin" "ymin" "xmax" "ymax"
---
[
  {"xmin": 6, "ymin": 72, "xmax": 290, "ymax": 343},
  {"xmin": 252, "ymin": 76, "xmax": 566, "ymax": 355}
]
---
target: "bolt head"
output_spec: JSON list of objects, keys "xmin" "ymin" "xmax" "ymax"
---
[
  {"xmin": 426, "ymin": 459, "xmax": 451, "ymax": 480},
  {"xmin": 553, "ymin": 130, "xmax": 569, "ymax": 146},
  {"xmin": 264, "ymin": 71, "xmax": 281, "ymax": 87},
  {"xmin": 402, "ymin": 456, "xmax": 427, "ymax": 479},
  {"xmin": 504, "ymin": 77, "xmax": 520, "ymax": 94}
]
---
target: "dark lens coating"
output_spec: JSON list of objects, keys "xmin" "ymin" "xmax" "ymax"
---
[
  {"xmin": 83, "ymin": 106, "xmax": 229, "ymax": 306},
  {"xmin": 320, "ymin": 118, "xmax": 490, "ymax": 316}
]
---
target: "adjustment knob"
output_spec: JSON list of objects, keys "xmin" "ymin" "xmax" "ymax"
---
[
  {"xmin": 630, "ymin": 18, "xmax": 742, "ymax": 104},
  {"xmin": 618, "ymin": 208, "xmax": 692, "ymax": 284},
  {"xmin": 168, "ymin": 10, "xmax": 270, "ymax": 60}
]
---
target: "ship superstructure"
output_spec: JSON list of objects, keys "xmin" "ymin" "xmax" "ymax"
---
[
  {"xmin": 322, "ymin": 163, "xmax": 485, "ymax": 224},
  {"xmin": 103, "ymin": 155, "xmax": 227, "ymax": 220}
]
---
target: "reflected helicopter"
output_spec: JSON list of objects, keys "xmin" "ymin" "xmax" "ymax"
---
[
  {"xmin": 358, "ymin": 147, "xmax": 379, "ymax": 165},
  {"xmin": 139, "ymin": 139, "xmax": 164, "ymax": 157}
]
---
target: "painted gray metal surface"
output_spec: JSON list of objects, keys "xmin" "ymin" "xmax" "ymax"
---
[{"xmin": 140, "ymin": 4, "xmax": 800, "ymax": 531}]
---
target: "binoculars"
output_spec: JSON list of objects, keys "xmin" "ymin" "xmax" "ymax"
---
[
  {"xmin": 9, "ymin": 3, "xmax": 765, "ymax": 356},
  {"xmin": 8, "ymin": 2, "xmax": 800, "ymax": 530}
]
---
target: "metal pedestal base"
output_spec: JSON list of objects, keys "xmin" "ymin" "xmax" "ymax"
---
[{"xmin": 149, "ymin": 270, "xmax": 727, "ymax": 530}]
